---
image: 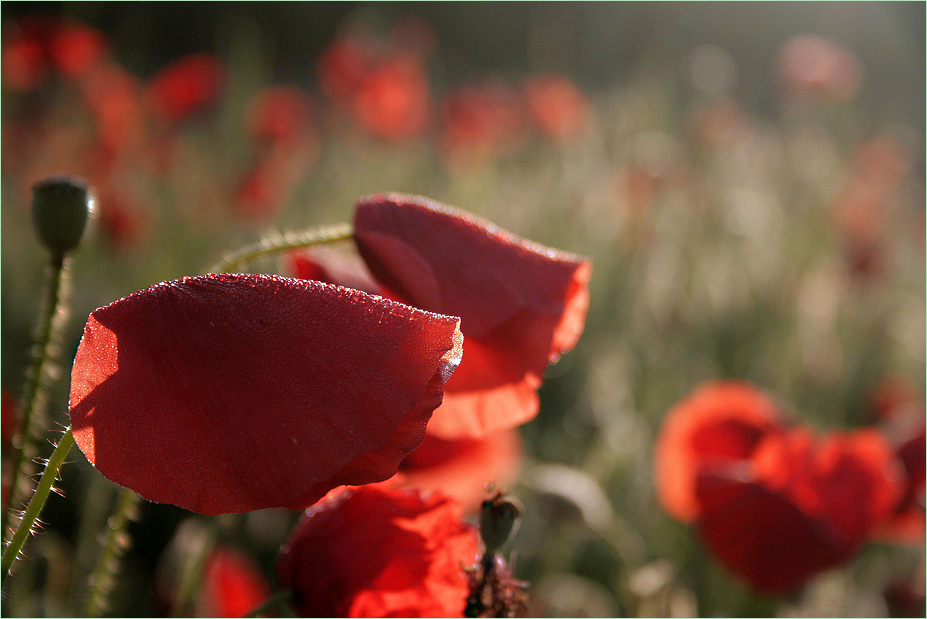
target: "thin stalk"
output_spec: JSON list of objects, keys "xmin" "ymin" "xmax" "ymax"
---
[
  {"xmin": 170, "ymin": 522, "xmax": 218, "ymax": 617},
  {"xmin": 244, "ymin": 589, "xmax": 294, "ymax": 618},
  {"xmin": 82, "ymin": 487, "xmax": 142, "ymax": 617},
  {"xmin": 3, "ymin": 254, "xmax": 72, "ymax": 541},
  {"xmin": 2, "ymin": 426, "xmax": 75, "ymax": 583},
  {"xmin": 208, "ymin": 223, "xmax": 353, "ymax": 274}
]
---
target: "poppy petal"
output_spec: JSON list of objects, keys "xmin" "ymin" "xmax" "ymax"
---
[
  {"xmin": 69, "ymin": 273, "xmax": 463, "ymax": 515},
  {"xmin": 653, "ymin": 380, "xmax": 784, "ymax": 522},
  {"xmin": 277, "ymin": 484, "xmax": 480, "ymax": 617},
  {"xmin": 354, "ymin": 193, "xmax": 591, "ymax": 438}
]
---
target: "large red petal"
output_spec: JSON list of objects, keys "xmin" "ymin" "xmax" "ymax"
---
[
  {"xmin": 354, "ymin": 193, "xmax": 591, "ymax": 438},
  {"xmin": 68, "ymin": 273, "xmax": 462, "ymax": 515}
]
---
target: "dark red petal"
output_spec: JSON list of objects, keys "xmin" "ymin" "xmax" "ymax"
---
[
  {"xmin": 696, "ymin": 470, "xmax": 850, "ymax": 595},
  {"xmin": 354, "ymin": 193, "xmax": 591, "ymax": 438},
  {"xmin": 69, "ymin": 273, "xmax": 462, "ymax": 515},
  {"xmin": 653, "ymin": 381, "xmax": 784, "ymax": 522},
  {"xmin": 277, "ymin": 484, "xmax": 480, "ymax": 617}
]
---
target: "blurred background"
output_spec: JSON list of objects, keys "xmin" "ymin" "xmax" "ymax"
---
[{"xmin": 2, "ymin": 2, "xmax": 924, "ymax": 617}]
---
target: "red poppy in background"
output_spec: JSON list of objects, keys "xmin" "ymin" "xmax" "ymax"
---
[
  {"xmin": 353, "ymin": 193, "xmax": 592, "ymax": 439},
  {"xmin": 277, "ymin": 484, "xmax": 480, "ymax": 617},
  {"xmin": 352, "ymin": 51, "xmax": 431, "ymax": 142},
  {"xmin": 653, "ymin": 380, "xmax": 785, "ymax": 522},
  {"xmin": 68, "ymin": 273, "xmax": 463, "ymax": 515},
  {"xmin": 775, "ymin": 34, "xmax": 862, "ymax": 103},
  {"xmin": 398, "ymin": 429, "xmax": 523, "ymax": 513},
  {"xmin": 316, "ymin": 33, "xmax": 431, "ymax": 141},
  {"xmin": 440, "ymin": 81, "xmax": 527, "ymax": 169},
  {"xmin": 521, "ymin": 74, "xmax": 591, "ymax": 142},
  {"xmin": 2, "ymin": 14, "xmax": 108, "ymax": 91},
  {"xmin": 145, "ymin": 53, "xmax": 223, "ymax": 123},
  {"xmin": 245, "ymin": 85, "xmax": 316, "ymax": 146},
  {"xmin": 196, "ymin": 546, "xmax": 273, "ymax": 618},
  {"xmin": 696, "ymin": 427, "xmax": 903, "ymax": 594}
]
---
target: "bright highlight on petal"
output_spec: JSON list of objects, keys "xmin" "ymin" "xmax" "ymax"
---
[{"xmin": 68, "ymin": 273, "xmax": 463, "ymax": 515}]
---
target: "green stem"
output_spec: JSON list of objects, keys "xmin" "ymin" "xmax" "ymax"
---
[
  {"xmin": 244, "ymin": 589, "xmax": 294, "ymax": 618},
  {"xmin": 82, "ymin": 487, "xmax": 142, "ymax": 617},
  {"xmin": 171, "ymin": 522, "xmax": 218, "ymax": 617},
  {"xmin": 2, "ymin": 254, "xmax": 71, "ymax": 542},
  {"xmin": 208, "ymin": 223, "xmax": 354, "ymax": 274},
  {"xmin": 2, "ymin": 426, "xmax": 75, "ymax": 583}
]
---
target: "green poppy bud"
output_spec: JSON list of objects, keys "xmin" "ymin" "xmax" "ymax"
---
[
  {"xmin": 480, "ymin": 491, "xmax": 523, "ymax": 555},
  {"xmin": 31, "ymin": 176, "xmax": 95, "ymax": 256}
]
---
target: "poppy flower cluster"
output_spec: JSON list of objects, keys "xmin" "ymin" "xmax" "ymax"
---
[
  {"xmin": 287, "ymin": 193, "xmax": 591, "ymax": 507},
  {"xmin": 654, "ymin": 380, "xmax": 916, "ymax": 595},
  {"xmin": 67, "ymin": 193, "xmax": 588, "ymax": 512}
]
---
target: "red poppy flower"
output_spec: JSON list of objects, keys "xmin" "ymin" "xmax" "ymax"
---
[
  {"xmin": 398, "ymin": 429, "xmax": 523, "ymax": 513},
  {"xmin": 653, "ymin": 380, "xmax": 785, "ymax": 522},
  {"xmin": 521, "ymin": 74, "xmax": 591, "ymax": 141},
  {"xmin": 440, "ymin": 81, "xmax": 527, "ymax": 169},
  {"xmin": 277, "ymin": 484, "xmax": 480, "ymax": 617},
  {"xmin": 245, "ymin": 85, "xmax": 316, "ymax": 146},
  {"xmin": 353, "ymin": 52, "xmax": 431, "ymax": 142},
  {"xmin": 776, "ymin": 34, "xmax": 862, "ymax": 103},
  {"xmin": 695, "ymin": 427, "xmax": 904, "ymax": 594},
  {"xmin": 1, "ymin": 14, "xmax": 107, "ymax": 91},
  {"xmin": 68, "ymin": 273, "xmax": 463, "ymax": 515},
  {"xmin": 146, "ymin": 53, "xmax": 223, "ymax": 123},
  {"xmin": 353, "ymin": 193, "xmax": 592, "ymax": 439},
  {"xmin": 197, "ymin": 546, "xmax": 273, "ymax": 618}
]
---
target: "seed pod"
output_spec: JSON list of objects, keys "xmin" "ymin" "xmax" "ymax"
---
[
  {"xmin": 31, "ymin": 176, "xmax": 95, "ymax": 256},
  {"xmin": 480, "ymin": 491, "xmax": 523, "ymax": 554}
]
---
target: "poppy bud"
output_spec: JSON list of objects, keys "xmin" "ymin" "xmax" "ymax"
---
[
  {"xmin": 31, "ymin": 176, "xmax": 95, "ymax": 256},
  {"xmin": 480, "ymin": 491, "xmax": 523, "ymax": 554}
]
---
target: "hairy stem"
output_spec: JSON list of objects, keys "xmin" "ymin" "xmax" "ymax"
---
[
  {"xmin": 83, "ymin": 487, "xmax": 142, "ymax": 617},
  {"xmin": 3, "ymin": 255, "xmax": 72, "ymax": 542},
  {"xmin": 2, "ymin": 426, "xmax": 75, "ymax": 583},
  {"xmin": 208, "ymin": 223, "xmax": 353, "ymax": 274}
]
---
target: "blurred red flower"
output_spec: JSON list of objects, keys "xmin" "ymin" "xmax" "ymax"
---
[
  {"xmin": 236, "ymin": 86, "xmax": 320, "ymax": 222},
  {"xmin": 354, "ymin": 193, "xmax": 592, "ymax": 439},
  {"xmin": 398, "ymin": 429, "xmax": 523, "ymax": 513},
  {"xmin": 352, "ymin": 51, "xmax": 431, "ymax": 141},
  {"xmin": 776, "ymin": 34, "xmax": 862, "ymax": 103},
  {"xmin": 2, "ymin": 14, "xmax": 107, "ymax": 91},
  {"xmin": 277, "ymin": 484, "xmax": 480, "ymax": 617},
  {"xmin": 68, "ymin": 273, "xmax": 463, "ymax": 514},
  {"xmin": 145, "ymin": 53, "xmax": 224, "ymax": 123},
  {"xmin": 696, "ymin": 427, "xmax": 903, "ymax": 594},
  {"xmin": 79, "ymin": 62, "xmax": 145, "ymax": 155},
  {"xmin": 653, "ymin": 380, "xmax": 785, "ymax": 522},
  {"xmin": 656, "ymin": 381, "xmax": 907, "ymax": 594},
  {"xmin": 316, "ymin": 35, "xmax": 431, "ymax": 141},
  {"xmin": 197, "ymin": 546, "xmax": 273, "ymax": 618},
  {"xmin": 245, "ymin": 85, "xmax": 316, "ymax": 147},
  {"xmin": 521, "ymin": 74, "xmax": 591, "ymax": 141},
  {"xmin": 440, "ymin": 81, "xmax": 527, "ymax": 169}
]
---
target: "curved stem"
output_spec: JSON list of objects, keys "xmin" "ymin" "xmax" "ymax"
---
[
  {"xmin": 2, "ymin": 426, "xmax": 75, "ymax": 583},
  {"xmin": 82, "ymin": 487, "xmax": 142, "ymax": 617},
  {"xmin": 243, "ymin": 589, "xmax": 294, "ymax": 618},
  {"xmin": 208, "ymin": 223, "xmax": 354, "ymax": 274},
  {"xmin": 2, "ymin": 254, "xmax": 71, "ymax": 541}
]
